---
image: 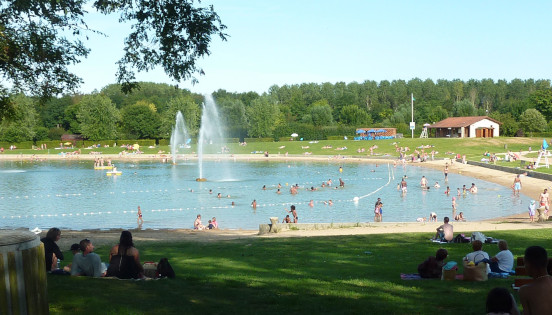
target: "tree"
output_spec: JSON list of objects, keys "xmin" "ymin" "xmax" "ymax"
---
[
  {"xmin": 0, "ymin": 0, "xmax": 227, "ymax": 118},
  {"xmin": 309, "ymin": 101, "xmax": 333, "ymax": 127},
  {"xmin": 160, "ymin": 95, "xmax": 200, "ymax": 138},
  {"xmin": 519, "ymin": 108, "xmax": 547, "ymax": 135},
  {"xmin": 246, "ymin": 97, "xmax": 280, "ymax": 138},
  {"xmin": 531, "ymin": 89, "xmax": 552, "ymax": 121},
  {"xmin": 490, "ymin": 112, "xmax": 518, "ymax": 137},
  {"xmin": 77, "ymin": 94, "xmax": 120, "ymax": 140},
  {"xmin": 452, "ymin": 100, "xmax": 477, "ymax": 117},
  {"xmin": 0, "ymin": 94, "xmax": 39, "ymax": 142},
  {"xmin": 339, "ymin": 105, "xmax": 372, "ymax": 126},
  {"xmin": 120, "ymin": 102, "xmax": 161, "ymax": 139}
]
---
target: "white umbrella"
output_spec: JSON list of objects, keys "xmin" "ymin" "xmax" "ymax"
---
[{"xmin": 291, "ymin": 133, "xmax": 298, "ymax": 138}]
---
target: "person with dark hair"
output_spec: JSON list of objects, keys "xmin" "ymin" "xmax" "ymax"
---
[
  {"xmin": 486, "ymin": 287, "xmax": 519, "ymax": 315},
  {"xmin": 417, "ymin": 248, "xmax": 448, "ymax": 278},
  {"xmin": 71, "ymin": 239, "xmax": 106, "ymax": 277},
  {"xmin": 286, "ymin": 205, "xmax": 298, "ymax": 223},
  {"xmin": 41, "ymin": 227, "xmax": 64, "ymax": 272},
  {"xmin": 106, "ymin": 231, "xmax": 143, "ymax": 279},
  {"xmin": 519, "ymin": 246, "xmax": 552, "ymax": 315}
]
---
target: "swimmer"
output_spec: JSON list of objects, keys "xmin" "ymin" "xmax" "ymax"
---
[
  {"xmin": 262, "ymin": 185, "xmax": 266, "ymax": 190},
  {"xmin": 209, "ymin": 189, "xmax": 213, "ymax": 194},
  {"xmin": 217, "ymin": 193, "xmax": 222, "ymax": 198},
  {"xmin": 434, "ymin": 182, "xmax": 440, "ymax": 188},
  {"xmin": 276, "ymin": 189, "xmax": 281, "ymax": 194},
  {"xmin": 328, "ymin": 200, "xmax": 333, "ymax": 206},
  {"xmin": 420, "ymin": 176, "xmax": 428, "ymax": 188},
  {"xmin": 469, "ymin": 183, "xmax": 478, "ymax": 193},
  {"xmin": 278, "ymin": 183, "xmax": 282, "ymax": 189},
  {"xmin": 462, "ymin": 185, "xmax": 467, "ymax": 195},
  {"xmin": 231, "ymin": 201, "xmax": 235, "ymax": 206},
  {"xmin": 251, "ymin": 199, "xmax": 257, "ymax": 209},
  {"xmin": 400, "ymin": 177, "xmax": 407, "ymax": 194},
  {"xmin": 444, "ymin": 186, "xmax": 450, "ymax": 195},
  {"xmin": 339, "ymin": 178, "xmax": 345, "ymax": 187},
  {"xmin": 457, "ymin": 188, "xmax": 461, "ymax": 196},
  {"xmin": 429, "ymin": 212, "xmax": 437, "ymax": 222},
  {"xmin": 339, "ymin": 166, "xmax": 343, "ymax": 173},
  {"xmin": 309, "ymin": 200, "xmax": 314, "ymax": 207}
]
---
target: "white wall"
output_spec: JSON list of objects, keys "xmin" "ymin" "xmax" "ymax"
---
[{"xmin": 469, "ymin": 119, "xmax": 500, "ymax": 137}]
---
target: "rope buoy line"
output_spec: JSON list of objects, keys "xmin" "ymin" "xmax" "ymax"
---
[
  {"xmin": 357, "ymin": 163, "xmax": 392, "ymax": 200},
  {"xmin": 0, "ymin": 177, "xmax": 385, "ymax": 200},
  {"xmin": 1, "ymin": 197, "xmax": 356, "ymax": 220}
]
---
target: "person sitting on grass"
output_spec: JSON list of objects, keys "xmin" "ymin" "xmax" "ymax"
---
[
  {"xmin": 464, "ymin": 240, "xmax": 491, "ymax": 274},
  {"xmin": 106, "ymin": 231, "xmax": 143, "ymax": 279},
  {"xmin": 486, "ymin": 287, "xmax": 520, "ymax": 315},
  {"xmin": 433, "ymin": 217, "xmax": 453, "ymax": 242},
  {"xmin": 71, "ymin": 239, "xmax": 106, "ymax": 277},
  {"xmin": 519, "ymin": 246, "xmax": 552, "ymax": 315},
  {"xmin": 417, "ymin": 248, "xmax": 448, "ymax": 278},
  {"xmin": 480, "ymin": 240, "xmax": 514, "ymax": 274}
]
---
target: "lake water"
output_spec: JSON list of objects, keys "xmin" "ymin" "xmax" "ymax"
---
[{"xmin": 0, "ymin": 159, "xmax": 530, "ymax": 230}]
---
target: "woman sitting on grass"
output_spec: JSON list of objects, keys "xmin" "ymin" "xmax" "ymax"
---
[
  {"xmin": 417, "ymin": 248, "xmax": 448, "ymax": 278},
  {"xmin": 106, "ymin": 231, "xmax": 143, "ymax": 279}
]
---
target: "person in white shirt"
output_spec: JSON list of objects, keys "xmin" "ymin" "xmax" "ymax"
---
[
  {"xmin": 464, "ymin": 240, "xmax": 490, "ymax": 274},
  {"xmin": 485, "ymin": 240, "xmax": 514, "ymax": 273}
]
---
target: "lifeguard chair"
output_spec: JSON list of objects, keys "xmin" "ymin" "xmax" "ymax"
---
[{"xmin": 535, "ymin": 139, "xmax": 550, "ymax": 169}]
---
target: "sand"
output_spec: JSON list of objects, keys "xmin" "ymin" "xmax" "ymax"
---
[{"xmin": 3, "ymin": 153, "xmax": 550, "ymax": 245}]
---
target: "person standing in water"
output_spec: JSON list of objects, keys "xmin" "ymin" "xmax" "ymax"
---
[
  {"xmin": 512, "ymin": 174, "xmax": 522, "ymax": 196},
  {"xmin": 137, "ymin": 206, "xmax": 143, "ymax": 225}
]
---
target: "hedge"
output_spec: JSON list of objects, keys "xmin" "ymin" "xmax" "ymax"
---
[{"xmin": 244, "ymin": 137, "xmax": 273, "ymax": 143}]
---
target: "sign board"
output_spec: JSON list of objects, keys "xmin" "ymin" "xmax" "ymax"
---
[{"xmin": 409, "ymin": 122, "xmax": 415, "ymax": 130}]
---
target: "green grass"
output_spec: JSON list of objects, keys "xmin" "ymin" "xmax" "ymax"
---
[{"xmin": 48, "ymin": 228, "xmax": 552, "ymax": 314}]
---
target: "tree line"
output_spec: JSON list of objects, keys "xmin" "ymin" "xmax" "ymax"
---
[{"xmin": 1, "ymin": 78, "xmax": 551, "ymax": 143}]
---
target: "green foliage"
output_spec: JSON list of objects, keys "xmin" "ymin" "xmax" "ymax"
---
[
  {"xmin": 490, "ymin": 112, "xmax": 518, "ymax": 137},
  {"xmin": 160, "ymin": 95, "xmax": 200, "ymax": 138},
  {"xmin": 243, "ymin": 137, "xmax": 273, "ymax": 142},
  {"xmin": 77, "ymin": 94, "xmax": 120, "ymax": 141},
  {"xmin": 33, "ymin": 127, "xmax": 49, "ymax": 141},
  {"xmin": 246, "ymin": 97, "xmax": 281, "ymax": 138},
  {"xmin": 339, "ymin": 104, "xmax": 372, "ymax": 126},
  {"xmin": 95, "ymin": 0, "xmax": 227, "ymax": 92},
  {"xmin": 452, "ymin": 99, "xmax": 477, "ymax": 117},
  {"xmin": 531, "ymin": 88, "xmax": 552, "ymax": 121},
  {"xmin": 519, "ymin": 108, "xmax": 547, "ymax": 135},
  {"xmin": 120, "ymin": 103, "xmax": 161, "ymax": 139},
  {"xmin": 0, "ymin": 94, "xmax": 39, "ymax": 142},
  {"xmin": 309, "ymin": 102, "xmax": 333, "ymax": 126}
]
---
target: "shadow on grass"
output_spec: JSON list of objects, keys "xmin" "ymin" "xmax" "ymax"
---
[{"xmin": 48, "ymin": 229, "xmax": 552, "ymax": 314}]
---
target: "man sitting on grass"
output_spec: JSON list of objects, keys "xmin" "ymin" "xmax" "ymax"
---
[
  {"xmin": 71, "ymin": 239, "xmax": 106, "ymax": 277},
  {"xmin": 433, "ymin": 216, "xmax": 453, "ymax": 242},
  {"xmin": 519, "ymin": 246, "xmax": 552, "ymax": 315}
]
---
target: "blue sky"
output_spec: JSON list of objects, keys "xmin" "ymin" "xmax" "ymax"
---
[{"xmin": 71, "ymin": 1, "xmax": 552, "ymax": 95}]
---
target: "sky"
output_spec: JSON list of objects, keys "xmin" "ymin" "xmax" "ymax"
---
[{"xmin": 71, "ymin": 1, "xmax": 552, "ymax": 95}]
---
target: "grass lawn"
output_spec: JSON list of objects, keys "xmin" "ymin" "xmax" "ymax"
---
[{"xmin": 48, "ymin": 228, "xmax": 552, "ymax": 314}]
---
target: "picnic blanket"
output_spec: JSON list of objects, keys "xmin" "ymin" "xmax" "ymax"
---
[{"xmin": 400, "ymin": 273, "xmax": 463, "ymax": 280}]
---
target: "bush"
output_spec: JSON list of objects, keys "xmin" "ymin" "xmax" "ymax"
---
[
  {"xmin": 244, "ymin": 137, "xmax": 273, "ymax": 143},
  {"xmin": 34, "ymin": 127, "xmax": 50, "ymax": 141},
  {"xmin": 48, "ymin": 127, "xmax": 66, "ymax": 141}
]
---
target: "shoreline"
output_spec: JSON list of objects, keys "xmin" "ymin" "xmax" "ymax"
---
[{"xmin": 3, "ymin": 153, "xmax": 550, "ymax": 244}]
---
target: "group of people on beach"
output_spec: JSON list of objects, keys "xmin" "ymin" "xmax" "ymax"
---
[
  {"xmin": 194, "ymin": 214, "xmax": 219, "ymax": 230},
  {"xmin": 41, "ymin": 227, "xmax": 148, "ymax": 279}
]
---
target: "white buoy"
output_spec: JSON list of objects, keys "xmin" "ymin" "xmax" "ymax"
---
[{"xmin": 353, "ymin": 197, "xmax": 359, "ymax": 202}]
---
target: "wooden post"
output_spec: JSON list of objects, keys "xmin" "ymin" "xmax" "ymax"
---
[{"xmin": 0, "ymin": 230, "xmax": 48, "ymax": 315}]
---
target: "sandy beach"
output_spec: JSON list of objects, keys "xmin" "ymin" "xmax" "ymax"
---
[{"xmin": 2, "ymin": 153, "xmax": 550, "ymax": 245}]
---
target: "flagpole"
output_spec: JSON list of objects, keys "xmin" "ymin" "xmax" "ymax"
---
[{"xmin": 411, "ymin": 93, "xmax": 414, "ymax": 139}]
